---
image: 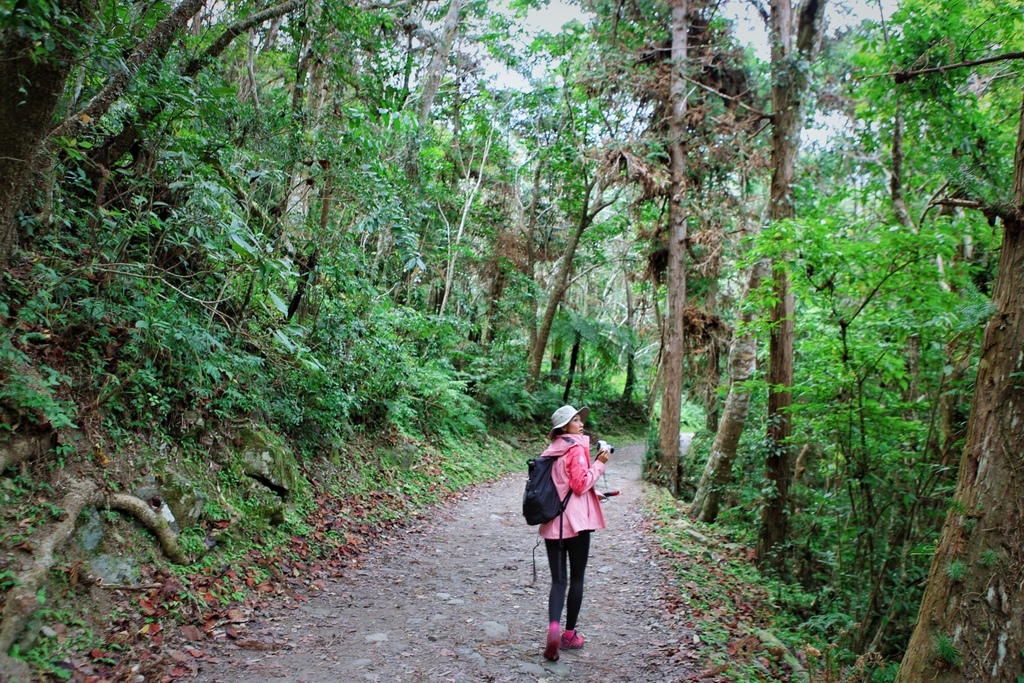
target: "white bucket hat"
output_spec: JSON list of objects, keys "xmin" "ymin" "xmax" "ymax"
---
[{"xmin": 549, "ymin": 405, "xmax": 590, "ymax": 439}]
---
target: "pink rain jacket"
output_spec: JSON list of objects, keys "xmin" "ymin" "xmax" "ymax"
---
[{"xmin": 538, "ymin": 434, "xmax": 607, "ymax": 540}]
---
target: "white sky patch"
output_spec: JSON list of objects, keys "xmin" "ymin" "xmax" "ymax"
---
[
  {"xmin": 522, "ymin": 0, "xmax": 588, "ymax": 34},
  {"xmin": 722, "ymin": 0, "xmax": 902, "ymax": 61},
  {"xmin": 483, "ymin": 0, "xmax": 590, "ymax": 90}
]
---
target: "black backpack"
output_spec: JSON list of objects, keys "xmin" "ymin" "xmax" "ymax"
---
[{"xmin": 522, "ymin": 438, "xmax": 574, "ymax": 525}]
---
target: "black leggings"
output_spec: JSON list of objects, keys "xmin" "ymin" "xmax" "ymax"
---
[{"xmin": 545, "ymin": 531, "xmax": 591, "ymax": 629}]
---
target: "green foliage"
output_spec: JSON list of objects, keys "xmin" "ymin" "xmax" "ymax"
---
[
  {"xmin": 945, "ymin": 559, "xmax": 967, "ymax": 581},
  {"xmin": 0, "ymin": 569, "xmax": 18, "ymax": 591},
  {"xmin": 0, "ymin": 344, "xmax": 77, "ymax": 431},
  {"xmin": 934, "ymin": 632, "xmax": 962, "ymax": 666}
]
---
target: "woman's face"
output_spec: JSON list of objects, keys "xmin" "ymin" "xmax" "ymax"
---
[{"xmin": 564, "ymin": 414, "xmax": 585, "ymax": 435}]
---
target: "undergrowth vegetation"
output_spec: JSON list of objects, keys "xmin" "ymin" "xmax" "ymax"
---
[{"xmin": 646, "ymin": 489, "xmax": 898, "ymax": 683}]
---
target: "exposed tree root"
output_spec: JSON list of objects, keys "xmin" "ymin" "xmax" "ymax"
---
[
  {"xmin": 103, "ymin": 492, "xmax": 187, "ymax": 565},
  {"xmin": 0, "ymin": 480, "xmax": 190, "ymax": 663},
  {"xmin": 0, "ymin": 479, "xmax": 97, "ymax": 657}
]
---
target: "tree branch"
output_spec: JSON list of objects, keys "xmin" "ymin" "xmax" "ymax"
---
[
  {"xmin": 48, "ymin": 0, "xmax": 208, "ymax": 143},
  {"xmin": 183, "ymin": 0, "xmax": 305, "ymax": 78},
  {"xmin": 679, "ymin": 74, "xmax": 768, "ymax": 120},
  {"xmin": 892, "ymin": 51, "xmax": 1024, "ymax": 84},
  {"xmin": 87, "ymin": 0, "xmax": 303, "ymax": 170}
]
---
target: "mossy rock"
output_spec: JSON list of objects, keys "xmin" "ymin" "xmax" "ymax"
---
[
  {"xmin": 155, "ymin": 471, "xmax": 208, "ymax": 530},
  {"xmin": 236, "ymin": 428, "xmax": 304, "ymax": 500},
  {"xmin": 383, "ymin": 443, "xmax": 419, "ymax": 470}
]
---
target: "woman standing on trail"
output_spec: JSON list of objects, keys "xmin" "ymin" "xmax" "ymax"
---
[{"xmin": 539, "ymin": 404, "xmax": 611, "ymax": 661}]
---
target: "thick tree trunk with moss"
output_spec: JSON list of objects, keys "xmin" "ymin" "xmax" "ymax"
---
[
  {"xmin": 655, "ymin": 0, "xmax": 688, "ymax": 496},
  {"xmin": 756, "ymin": 0, "xmax": 826, "ymax": 568},
  {"xmin": 0, "ymin": 0, "xmax": 96, "ymax": 274},
  {"xmin": 895, "ymin": 93, "xmax": 1024, "ymax": 683}
]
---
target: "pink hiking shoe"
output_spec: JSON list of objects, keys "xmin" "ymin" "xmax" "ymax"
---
[
  {"xmin": 561, "ymin": 629, "xmax": 584, "ymax": 649},
  {"xmin": 543, "ymin": 622, "xmax": 560, "ymax": 661}
]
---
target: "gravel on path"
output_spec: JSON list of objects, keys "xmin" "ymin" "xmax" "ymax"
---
[{"xmin": 194, "ymin": 441, "xmax": 700, "ymax": 682}]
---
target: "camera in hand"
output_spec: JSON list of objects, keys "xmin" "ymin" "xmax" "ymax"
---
[{"xmin": 597, "ymin": 440, "xmax": 615, "ymax": 453}]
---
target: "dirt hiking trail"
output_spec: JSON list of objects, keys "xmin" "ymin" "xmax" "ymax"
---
[{"xmin": 195, "ymin": 442, "xmax": 700, "ymax": 682}]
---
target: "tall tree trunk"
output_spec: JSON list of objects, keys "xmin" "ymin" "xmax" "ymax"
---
[
  {"xmin": 647, "ymin": 269, "xmax": 665, "ymax": 420},
  {"xmin": 895, "ymin": 92, "xmax": 1024, "ymax": 683},
  {"xmin": 418, "ymin": 0, "xmax": 463, "ymax": 128},
  {"xmin": 655, "ymin": 0, "xmax": 689, "ymax": 496},
  {"xmin": 279, "ymin": 0, "xmax": 319, "ymax": 218},
  {"xmin": 689, "ymin": 257, "xmax": 771, "ymax": 522},
  {"xmin": 0, "ymin": 0, "xmax": 96, "ymax": 274},
  {"xmin": 524, "ymin": 158, "xmax": 545, "ymax": 370},
  {"xmin": 889, "ymin": 103, "xmax": 916, "ymax": 231},
  {"xmin": 403, "ymin": 0, "xmax": 462, "ymax": 181},
  {"xmin": 756, "ymin": 0, "xmax": 826, "ymax": 568}
]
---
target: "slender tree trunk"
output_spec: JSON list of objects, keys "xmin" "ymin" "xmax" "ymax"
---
[
  {"xmin": 655, "ymin": 0, "xmax": 689, "ymax": 496},
  {"xmin": 895, "ymin": 92, "xmax": 1024, "ymax": 683},
  {"xmin": 647, "ymin": 270, "xmax": 665, "ymax": 420},
  {"xmin": 756, "ymin": 0, "xmax": 826, "ymax": 568},
  {"xmin": 439, "ymin": 127, "xmax": 493, "ymax": 315},
  {"xmin": 526, "ymin": 177, "xmax": 599, "ymax": 389},
  {"xmin": 563, "ymin": 332, "xmax": 581, "ymax": 403},
  {"xmin": 890, "ymin": 103, "xmax": 916, "ymax": 231},
  {"xmin": 621, "ymin": 265, "xmax": 638, "ymax": 405},
  {"xmin": 524, "ymin": 159, "xmax": 544, "ymax": 368},
  {"xmin": 689, "ymin": 257, "xmax": 771, "ymax": 522}
]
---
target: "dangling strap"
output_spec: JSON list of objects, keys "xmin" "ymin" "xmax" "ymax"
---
[
  {"xmin": 532, "ymin": 537, "xmax": 542, "ymax": 584},
  {"xmin": 557, "ymin": 488, "xmax": 571, "ymax": 548}
]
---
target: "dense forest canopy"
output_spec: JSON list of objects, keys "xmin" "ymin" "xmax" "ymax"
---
[{"xmin": 2, "ymin": 0, "xmax": 1024, "ymax": 679}]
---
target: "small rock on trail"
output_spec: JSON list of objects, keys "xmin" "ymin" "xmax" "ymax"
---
[{"xmin": 195, "ymin": 443, "xmax": 699, "ymax": 682}]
